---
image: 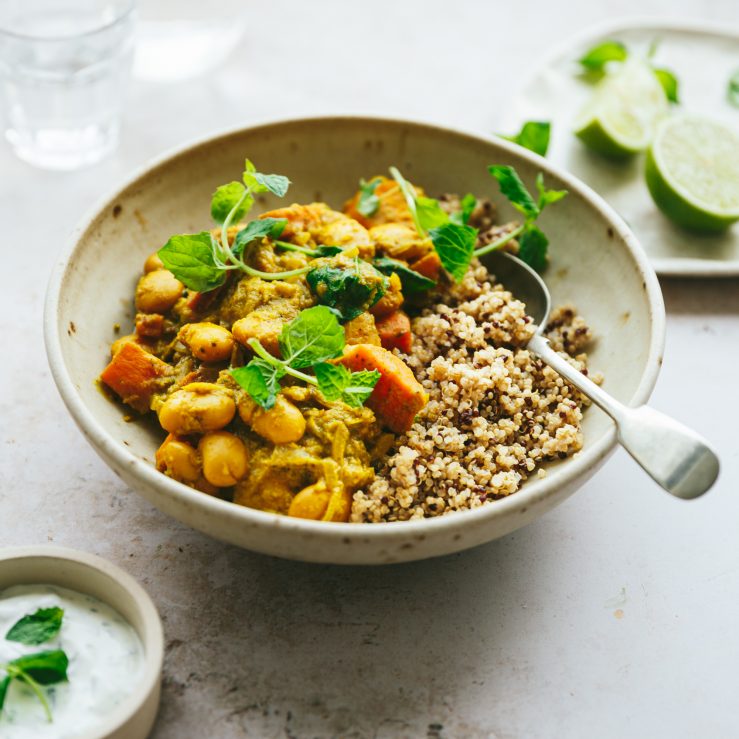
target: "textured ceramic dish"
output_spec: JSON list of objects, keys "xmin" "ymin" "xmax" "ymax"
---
[
  {"xmin": 45, "ymin": 116, "xmax": 665, "ymax": 564},
  {"xmin": 500, "ymin": 18, "xmax": 739, "ymax": 277},
  {"xmin": 0, "ymin": 546, "xmax": 163, "ymax": 738}
]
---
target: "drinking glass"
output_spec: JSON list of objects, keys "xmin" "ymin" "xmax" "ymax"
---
[{"xmin": 0, "ymin": 0, "xmax": 136, "ymax": 170}]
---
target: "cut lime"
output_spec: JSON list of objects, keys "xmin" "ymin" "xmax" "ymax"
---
[
  {"xmin": 645, "ymin": 114, "xmax": 739, "ymax": 232},
  {"xmin": 574, "ymin": 58, "xmax": 668, "ymax": 157}
]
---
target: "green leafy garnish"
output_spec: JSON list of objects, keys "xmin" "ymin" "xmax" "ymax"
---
[
  {"xmin": 231, "ymin": 306, "xmax": 378, "ymax": 410},
  {"xmin": 313, "ymin": 363, "xmax": 380, "ymax": 407},
  {"xmin": 306, "ymin": 259, "xmax": 387, "ymax": 321},
  {"xmin": 653, "ymin": 68, "xmax": 679, "ymax": 103},
  {"xmin": 6, "ymin": 607, "xmax": 63, "ymax": 646},
  {"xmin": 727, "ymin": 70, "xmax": 739, "ymax": 108},
  {"xmin": 499, "ymin": 121, "xmax": 551, "ymax": 157},
  {"xmin": 428, "ymin": 223, "xmax": 478, "ymax": 282},
  {"xmin": 0, "ymin": 650, "xmax": 69, "ymax": 722},
  {"xmin": 373, "ymin": 256, "xmax": 436, "ymax": 293},
  {"xmin": 415, "ymin": 196, "xmax": 450, "ymax": 231},
  {"xmin": 579, "ymin": 40, "xmax": 628, "ymax": 72},
  {"xmin": 357, "ymin": 178, "xmax": 382, "ymax": 217},
  {"xmin": 476, "ymin": 167, "xmax": 568, "ymax": 271},
  {"xmin": 159, "ymin": 161, "xmax": 311, "ymax": 292}
]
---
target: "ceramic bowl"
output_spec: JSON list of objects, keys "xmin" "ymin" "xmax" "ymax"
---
[
  {"xmin": 0, "ymin": 546, "xmax": 163, "ymax": 738},
  {"xmin": 44, "ymin": 116, "xmax": 665, "ymax": 564}
]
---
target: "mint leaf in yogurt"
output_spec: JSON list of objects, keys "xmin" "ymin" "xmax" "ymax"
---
[{"xmin": 6, "ymin": 606, "xmax": 64, "ymax": 646}]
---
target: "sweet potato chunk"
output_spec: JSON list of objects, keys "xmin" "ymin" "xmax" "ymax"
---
[
  {"xmin": 410, "ymin": 251, "xmax": 442, "ymax": 281},
  {"xmin": 375, "ymin": 310, "xmax": 412, "ymax": 353},
  {"xmin": 344, "ymin": 312, "xmax": 381, "ymax": 346},
  {"xmin": 100, "ymin": 341, "xmax": 173, "ymax": 412},
  {"xmin": 337, "ymin": 344, "xmax": 427, "ymax": 433}
]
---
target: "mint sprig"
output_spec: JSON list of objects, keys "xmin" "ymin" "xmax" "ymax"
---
[
  {"xmin": 6, "ymin": 607, "xmax": 63, "ymax": 646},
  {"xmin": 230, "ymin": 306, "xmax": 379, "ymax": 410},
  {"xmin": 499, "ymin": 121, "xmax": 551, "ymax": 157}
]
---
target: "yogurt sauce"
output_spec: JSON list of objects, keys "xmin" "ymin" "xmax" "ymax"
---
[{"xmin": 0, "ymin": 584, "xmax": 145, "ymax": 739}]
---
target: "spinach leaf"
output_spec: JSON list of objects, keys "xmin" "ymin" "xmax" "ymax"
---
[
  {"xmin": 232, "ymin": 218, "xmax": 287, "ymax": 257},
  {"xmin": 211, "ymin": 181, "xmax": 254, "ymax": 225},
  {"xmin": 158, "ymin": 233, "xmax": 225, "ymax": 293},
  {"xmin": 488, "ymin": 165, "xmax": 539, "ymax": 218},
  {"xmin": 357, "ymin": 178, "xmax": 382, "ymax": 217},
  {"xmin": 313, "ymin": 363, "xmax": 380, "ymax": 408},
  {"xmin": 373, "ymin": 256, "xmax": 436, "ymax": 293},
  {"xmin": 500, "ymin": 121, "xmax": 551, "ymax": 157},
  {"xmin": 429, "ymin": 223, "xmax": 478, "ymax": 283},
  {"xmin": 306, "ymin": 260, "xmax": 387, "ymax": 322},
  {"xmin": 579, "ymin": 40, "xmax": 628, "ymax": 72},
  {"xmin": 278, "ymin": 305, "xmax": 346, "ymax": 367},
  {"xmin": 6, "ymin": 607, "xmax": 63, "ymax": 646},
  {"xmin": 8, "ymin": 650, "xmax": 69, "ymax": 685},
  {"xmin": 231, "ymin": 359, "xmax": 286, "ymax": 410},
  {"xmin": 653, "ymin": 68, "xmax": 679, "ymax": 103}
]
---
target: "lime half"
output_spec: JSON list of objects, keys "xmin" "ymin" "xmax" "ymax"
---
[
  {"xmin": 574, "ymin": 58, "xmax": 668, "ymax": 157},
  {"xmin": 646, "ymin": 114, "xmax": 739, "ymax": 232}
]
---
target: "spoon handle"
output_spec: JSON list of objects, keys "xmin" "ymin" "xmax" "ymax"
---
[{"xmin": 527, "ymin": 333, "xmax": 719, "ymax": 499}]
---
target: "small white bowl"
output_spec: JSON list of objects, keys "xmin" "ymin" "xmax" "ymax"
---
[
  {"xmin": 44, "ymin": 115, "xmax": 665, "ymax": 564},
  {"xmin": 0, "ymin": 546, "xmax": 163, "ymax": 739}
]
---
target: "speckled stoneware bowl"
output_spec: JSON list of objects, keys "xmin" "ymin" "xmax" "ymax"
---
[
  {"xmin": 0, "ymin": 546, "xmax": 163, "ymax": 738},
  {"xmin": 45, "ymin": 116, "xmax": 665, "ymax": 564}
]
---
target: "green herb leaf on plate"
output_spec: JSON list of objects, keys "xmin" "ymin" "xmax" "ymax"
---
[
  {"xmin": 7, "ymin": 650, "xmax": 69, "ymax": 685},
  {"xmin": 313, "ymin": 363, "xmax": 381, "ymax": 407},
  {"xmin": 231, "ymin": 359, "xmax": 286, "ymax": 410},
  {"xmin": 429, "ymin": 222, "xmax": 478, "ymax": 282},
  {"xmin": 518, "ymin": 225, "xmax": 549, "ymax": 272},
  {"xmin": 500, "ymin": 121, "xmax": 551, "ymax": 157},
  {"xmin": 0, "ymin": 675, "xmax": 10, "ymax": 711},
  {"xmin": 278, "ymin": 305, "xmax": 346, "ymax": 368},
  {"xmin": 535, "ymin": 173, "xmax": 568, "ymax": 210},
  {"xmin": 242, "ymin": 159, "xmax": 291, "ymax": 197},
  {"xmin": 459, "ymin": 193, "xmax": 478, "ymax": 225},
  {"xmin": 579, "ymin": 40, "xmax": 628, "ymax": 72},
  {"xmin": 357, "ymin": 178, "xmax": 382, "ymax": 217},
  {"xmin": 232, "ymin": 218, "xmax": 287, "ymax": 257},
  {"xmin": 373, "ymin": 256, "xmax": 436, "ymax": 293},
  {"xmin": 728, "ymin": 70, "xmax": 739, "ymax": 108},
  {"xmin": 306, "ymin": 260, "xmax": 387, "ymax": 322},
  {"xmin": 211, "ymin": 182, "xmax": 254, "ymax": 226},
  {"xmin": 653, "ymin": 68, "xmax": 679, "ymax": 103},
  {"xmin": 416, "ymin": 196, "xmax": 450, "ymax": 231},
  {"xmin": 6, "ymin": 607, "xmax": 63, "ymax": 646},
  {"xmin": 158, "ymin": 233, "xmax": 225, "ymax": 293},
  {"xmin": 488, "ymin": 165, "xmax": 539, "ymax": 218}
]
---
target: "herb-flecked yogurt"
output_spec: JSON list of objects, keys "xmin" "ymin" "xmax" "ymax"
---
[{"xmin": 0, "ymin": 584, "xmax": 145, "ymax": 739}]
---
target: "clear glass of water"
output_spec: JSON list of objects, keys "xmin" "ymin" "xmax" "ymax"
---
[{"xmin": 0, "ymin": 0, "xmax": 136, "ymax": 170}]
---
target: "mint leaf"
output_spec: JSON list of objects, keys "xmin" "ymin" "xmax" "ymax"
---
[
  {"xmin": 232, "ymin": 218, "xmax": 287, "ymax": 258},
  {"xmin": 416, "ymin": 196, "xmax": 450, "ymax": 231},
  {"xmin": 158, "ymin": 233, "xmax": 225, "ymax": 293},
  {"xmin": 357, "ymin": 178, "xmax": 381, "ymax": 217},
  {"xmin": 278, "ymin": 305, "xmax": 346, "ymax": 368},
  {"xmin": 373, "ymin": 256, "xmax": 436, "ymax": 293},
  {"xmin": 6, "ymin": 607, "xmax": 63, "ymax": 646},
  {"xmin": 306, "ymin": 260, "xmax": 387, "ymax": 322},
  {"xmin": 313, "ymin": 245, "xmax": 345, "ymax": 257},
  {"xmin": 459, "ymin": 193, "xmax": 477, "ymax": 225},
  {"xmin": 231, "ymin": 359, "xmax": 285, "ymax": 410},
  {"xmin": 729, "ymin": 70, "xmax": 739, "ymax": 108},
  {"xmin": 314, "ymin": 363, "xmax": 380, "ymax": 407},
  {"xmin": 429, "ymin": 222, "xmax": 478, "ymax": 283},
  {"xmin": 0, "ymin": 676, "xmax": 10, "ymax": 711},
  {"xmin": 579, "ymin": 40, "xmax": 628, "ymax": 72},
  {"xmin": 211, "ymin": 182, "xmax": 253, "ymax": 225},
  {"xmin": 500, "ymin": 121, "xmax": 551, "ymax": 157},
  {"xmin": 488, "ymin": 165, "xmax": 539, "ymax": 219},
  {"xmin": 8, "ymin": 650, "xmax": 68, "ymax": 685},
  {"xmin": 535, "ymin": 173, "xmax": 568, "ymax": 211},
  {"xmin": 518, "ymin": 225, "xmax": 549, "ymax": 272},
  {"xmin": 242, "ymin": 160, "xmax": 291, "ymax": 197},
  {"xmin": 653, "ymin": 68, "xmax": 679, "ymax": 103}
]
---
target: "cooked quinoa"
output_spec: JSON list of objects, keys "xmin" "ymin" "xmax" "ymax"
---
[{"xmin": 351, "ymin": 260, "xmax": 599, "ymax": 523}]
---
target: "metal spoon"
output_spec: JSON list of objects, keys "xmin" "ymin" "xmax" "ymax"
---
[{"xmin": 479, "ymin": 251, "xmax": 720, "ymax": 499}]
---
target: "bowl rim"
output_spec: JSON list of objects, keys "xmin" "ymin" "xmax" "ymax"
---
[
  {"xmin": 0, "ymin": 545, "xmax": 163, "ymax": 738},
  {"xmin": 44, "ymin": 113, "xmax": 666, "ymax": 544}
]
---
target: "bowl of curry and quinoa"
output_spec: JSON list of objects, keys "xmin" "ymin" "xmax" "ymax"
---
[{"xmin": 45, "ymin": 116, "xmax": 664, "ymax": 564}]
